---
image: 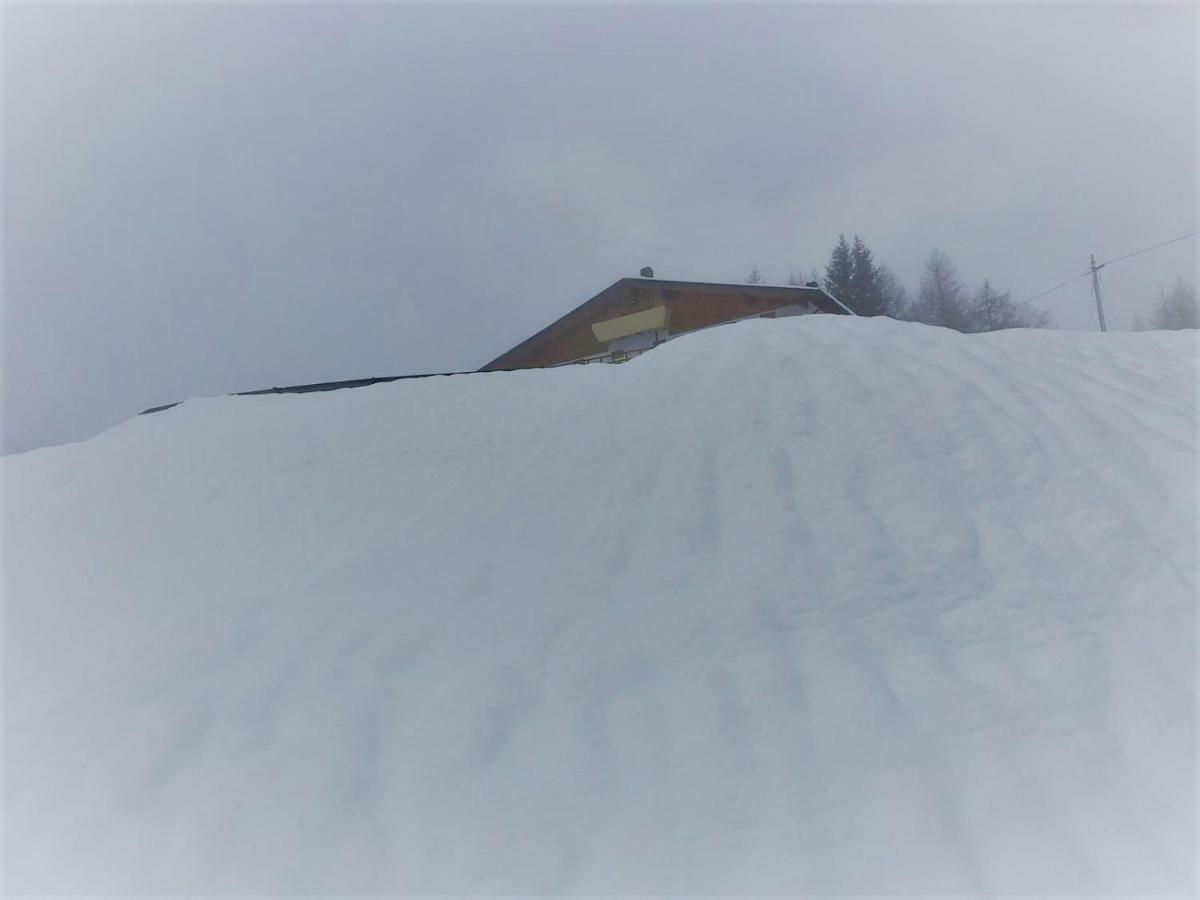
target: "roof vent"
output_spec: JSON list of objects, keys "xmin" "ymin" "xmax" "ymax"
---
[{"xmin": 639, "ymin": 266, "xmax": 654, "ymax": 278}]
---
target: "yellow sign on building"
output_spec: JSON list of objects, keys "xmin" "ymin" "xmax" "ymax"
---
[{"xmin": 590, "ymin": 305, "xmax": 670, "ymax": 343}]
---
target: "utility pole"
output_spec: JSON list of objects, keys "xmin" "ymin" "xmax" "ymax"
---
[{"xmin": 1089, "ymin": 254, "xmax": 1108, "ymax": 332}]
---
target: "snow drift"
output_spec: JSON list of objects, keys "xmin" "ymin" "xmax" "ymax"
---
[{"xmin": 4, "ymin": 316, "xmax": 1196, "ymax": 894}]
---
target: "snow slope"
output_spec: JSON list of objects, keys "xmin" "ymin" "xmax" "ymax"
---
[{"xmin": 4, "ymin": 316, "xmax": 1196, "ymax": 895}]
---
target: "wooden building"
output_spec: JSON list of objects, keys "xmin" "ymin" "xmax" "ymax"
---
[
  {"xmin": 481, "ymin": 275, "xmax": 853, "ymax": 371},
  {"xmin": 140, "ymin": 274, "xmax": 852, "ymax": 418}
]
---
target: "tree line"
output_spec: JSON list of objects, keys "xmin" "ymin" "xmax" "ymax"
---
[
  {"xmin": 747, "ymin": 234, "xmax": 1051, "ymax": 332},
  {"xmin": 1132, "ymin": 280, "xmax": 1197, "ymax": 331}
]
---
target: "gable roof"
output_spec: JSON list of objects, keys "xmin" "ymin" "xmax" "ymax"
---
[
  {"xmin": 481, "ymin": 277, "xmax": 853, "ymax": 371},
  {"xmin": 141, "ymin": 278, "xmax": 854, "ymax": 417}
]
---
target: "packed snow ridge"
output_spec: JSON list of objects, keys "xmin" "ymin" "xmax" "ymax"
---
[{"xmin": 4, "ymin": 316, "xmax": 1196, "ymax": 895}]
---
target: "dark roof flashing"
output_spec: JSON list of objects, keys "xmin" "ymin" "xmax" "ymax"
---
[{"xmin": 139, "ymin": 371, "xmax": 468, "ymax": 417}]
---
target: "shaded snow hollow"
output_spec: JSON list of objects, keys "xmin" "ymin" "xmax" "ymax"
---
[{"xmin": 4, "ymin": 317, "xmax": 1197, "ymax": 895}]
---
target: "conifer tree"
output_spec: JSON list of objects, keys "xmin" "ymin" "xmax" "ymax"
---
[
  {"xmin": 908, "ymin": 250, "xmax": 971, "ymax": 331},
  {"xmin": 824, "ymin": 236, "xmax": 854, "ymax": 306},
  {"xmin": 849, "ymin": 235, "xmax": 883, "ymax": 315},
  {"xmin": 876, "ymin": 265, "xmax": 908, "ymax": 318},
  {"xmin": 1148, "ymin": 280, "xmax": 1198, "ymax": 329},
  {"xmin": 967, "ymin": 278, "xmax": 1051, "ymax": 331},
  {"xmin": 971, "ymin": 279, "xmax": 1010, "ymax": 331}
]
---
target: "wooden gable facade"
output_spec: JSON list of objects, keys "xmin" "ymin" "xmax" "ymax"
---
[{"xmin": 481, "ymin": 277, "xmax": 853, "ymax": 372}]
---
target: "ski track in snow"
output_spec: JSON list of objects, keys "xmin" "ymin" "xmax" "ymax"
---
[{"xmin": 3, "ymin": 316, "xmax": 1197, "ymax": 894}]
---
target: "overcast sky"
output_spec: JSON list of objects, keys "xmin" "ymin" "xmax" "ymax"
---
[{"xmin": 4, "ymin": 2, "xmax": 1196, "ymax": 454}]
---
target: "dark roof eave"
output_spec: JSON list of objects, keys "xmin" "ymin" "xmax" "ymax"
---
[
  {"xmin": 138, "ymin": 370, "xmax": 470, "ymax": 416},
  {"xmin": 479, "ymin": 278, "xmax": 627, "ymax": 372}
]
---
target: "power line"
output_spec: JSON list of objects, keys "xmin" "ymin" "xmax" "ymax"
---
[
  {"xmin": 1017, "ymin": 227, "xmax": 1200, "ymax": 307},
  {"xmin": 1096, "ymin": 228, "xmax": 1200, "ymax": 269},
  {"xmin": 1018, "ymin": 270, "xmax": 1090, "ymax": 306}
]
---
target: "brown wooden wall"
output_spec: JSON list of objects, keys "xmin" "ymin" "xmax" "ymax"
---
[{"xmin": 494, "ymin": 283, "xmax": 823, "ymax": 370}]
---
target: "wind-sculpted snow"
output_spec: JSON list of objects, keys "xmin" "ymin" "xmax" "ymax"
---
[{"xmin": 4, "ymin": 317, "xmax": 1196, "ymax": 894}]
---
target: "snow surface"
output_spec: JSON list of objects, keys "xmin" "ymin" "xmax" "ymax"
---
[{"xmin": 4, "ymin": 316, "xmax": 1197, "ymax": 895}]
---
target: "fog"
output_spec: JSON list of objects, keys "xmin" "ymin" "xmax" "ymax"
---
[{"xmin": 4, "ymin": 3, "xmax": 1196, "ymax": 453}]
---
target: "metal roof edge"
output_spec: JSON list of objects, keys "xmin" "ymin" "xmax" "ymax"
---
[
  {"xmin": 817, "ymin": 287, "xmax": 856, "ymax": 315},
  {"xmin": 138, "ymin": 371, "xmax": 471, "ymax": 416},
  {"xmin": 479, "ymin": 277, "xmax": 628, "ymax": 371}
]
